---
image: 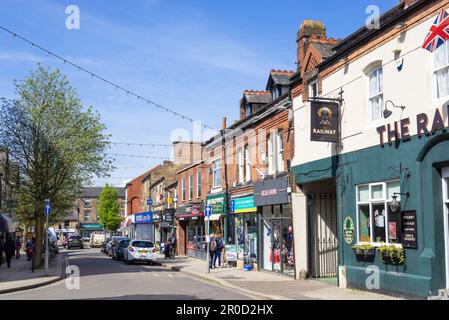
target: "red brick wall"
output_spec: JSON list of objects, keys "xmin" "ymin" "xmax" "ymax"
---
[{"xmin": 177, "ymin": 162, "xmax": 210, "ymax": 207}]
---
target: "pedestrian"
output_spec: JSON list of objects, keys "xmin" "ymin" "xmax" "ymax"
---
[
  {"xmin": 15, "ymin": 236, "xmax": 22, "ymax": 259},
  {"xmin": 169, "ymin": 232, "xmax": 177, "ymax": 259},
  {"xmin": 213, "ymin": 234, "xmax": 223, "ymax": 269},
  {"xmin": 5, "ymin": 235, "xmax": 15, "ymax": 268},
  {"xmin": 0, "ymin": 235, "xmax": 4, "ymax": 267},
  {"xmin": 209, "ymin": 233, "xmax": 217, "ymax": 269},
  {"xmin": 164, "ymin": 240, "xmax": 171, "ymax": 259}
]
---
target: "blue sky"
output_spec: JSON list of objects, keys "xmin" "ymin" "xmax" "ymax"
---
[{"xmin": 0, "ymin": 0, "xmax": 398, "ymax": 186}]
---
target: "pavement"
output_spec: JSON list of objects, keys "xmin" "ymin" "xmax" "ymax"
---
[
  {"xmin": 156, "ymin": 255, "xmax": 402, "ymax": 300},
  {"xmin": 0, "ymin": 251, "xmax": 66, "ymax": 294}
]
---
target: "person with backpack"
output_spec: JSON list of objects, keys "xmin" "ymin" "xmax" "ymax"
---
[
  {"xmin": 213, "ymin": 234, "xmax": 223, "ymax": 269},
  {"xmin": 209, "ymin": 233, "xmax": 217, "ymax": 269}
]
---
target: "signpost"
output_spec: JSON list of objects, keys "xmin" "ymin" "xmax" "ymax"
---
[
  {"xmin": 147, "ymin": 198, "xmax": 153, "ymax": 206},
  {"xmin": 44, "ymin": 199, "xmax": 51, "ymax": 276},
  {"xmin": 205, "ymin": 205, "xmax": 212, "ymax": 273}
]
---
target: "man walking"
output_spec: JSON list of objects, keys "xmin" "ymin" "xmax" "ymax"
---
[
  {"xmin": 5, "ymin": 235, "xmax": 15, "ymax": 268},
  {"xmin": 15, "ymin": 236, "xmax": 22, "ymax": 259},
  {"xmin": 169, "ymin": 232, "xmax": 177, "ymax": 259},
  {"xmin": 209, "ymin": 233, "xmax": 217, "ymax": 269},
  {"xmin": 213, "ymin": 234, "xmax": 223, "ymax": 269}
]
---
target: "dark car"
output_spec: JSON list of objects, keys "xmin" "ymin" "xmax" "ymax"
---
[
  {"xmin": 112, "ymin": 239, "xmax": 130, "ymax": 261},
  {"xmin": 109, "ymin": 236, "xmax": 128, "ymax": 257},
  {"xmin": 101, "ymin": 237, "xmax": 111, "ymax": 254},
  {"xmin": 67, "ymin": 235, "xmax": 84, "ymax": 249}
]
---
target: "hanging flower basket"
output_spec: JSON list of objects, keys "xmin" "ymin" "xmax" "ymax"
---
[{"xmin": 352, "ymin": 244, "xmax": 376, "ymax": 262}]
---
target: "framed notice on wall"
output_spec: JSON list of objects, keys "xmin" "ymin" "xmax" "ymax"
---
[{"xmin": 401, "ymin": 210, "xmax": 418, "ymax": 249}]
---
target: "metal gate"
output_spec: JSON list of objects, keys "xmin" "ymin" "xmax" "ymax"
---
[{"xmin": 308, "ymin": 193, "xmax": 338, "ymax": 278}]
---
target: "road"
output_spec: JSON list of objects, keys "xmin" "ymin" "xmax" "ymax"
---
[{"xmin": 0, "ymin": 246, "xmax": 253, "ymax": 300}]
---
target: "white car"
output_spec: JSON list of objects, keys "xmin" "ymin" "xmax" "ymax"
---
[{"xmin": 123, "ymin": 240, "xmax": 157, "ymax": 265}]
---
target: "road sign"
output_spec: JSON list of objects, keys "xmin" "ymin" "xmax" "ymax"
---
[
  {"xmin": 44, "ymin": 199, "xmax": 52, "ymax": 216},
  {"xmin": 205, "ymin": 205, "xmax": 212, "ymax": 217},
  {"xmin": 147, "ymin": 198, "xmax": 153, "ymax": 206},
  {"xmin": 230, "ymin": 200, "xmax": 235, "ymax": 213}
]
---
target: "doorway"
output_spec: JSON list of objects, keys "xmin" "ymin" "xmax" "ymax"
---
[{"xmin": 442, "ymin": 167, "xmax": 449, "ymax": 288}]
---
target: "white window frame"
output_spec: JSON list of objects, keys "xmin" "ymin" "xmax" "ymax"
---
[
  {"xmin": 267, "ymin": 134, "xmax": 274, "ymax": 175},
  {"xmin": 245, "ymin": 104, "xmax": 252, "ymax": 117},
  {"xmin": 355, "ymin": 180, "xmax": 402, "ymax": 246},
  {"xmin": 238, "ymin": 148, "xmax": 244, "ymax": 184},
  {"xmin": 212, "ymin": 159, "xmax": 222, "ymax": 188},
  {"xmin": 83, "ymin": 199, "xmax": 92, "ymax": 208},
  {"xmin": 368, "ymin": 67, "xmax": 383, "ymax": 123},
  {"xmin": 244, "ymin": 146, "xmax": 251, "ymax": 183},
  {"xmin": 309, "ymin": 80, "xmax": 318, "ymax": 98},
  {"xmin": 442, "ymin": 168, "xmax": 449, "ymax": 288},
  {"xmin": 181, "ymin": 177, "xmax": 186, "ymax": 201},
  {"xmin": 84, "ymin": 210, "xmax": 91, "ymax": 222},
  {"xmin": 276, "ymin": 129, "xmax": 285, "ymax": 173},
  {"xmin": 189, "ymin": 175, "xmax": 193, "ymax": 200},
  {"xmin": 197, "ymin": 171, "xmax": 202, "ymax": 198},
  {"xmin": 434, "ymin": 42, "xmax": 449, "ymax": 101}
]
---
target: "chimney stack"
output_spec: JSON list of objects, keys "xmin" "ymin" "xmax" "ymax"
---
[
  {"xmin": 222, "ymin": 117, "xmax": 227, "ymax": 130},
  {"xmin": 400, "ymin": 0, "xmax": 419, "ymax": 9},
  {"xmin": 296, "ymin": 20, "xmax": 326, "ymax": 69}
]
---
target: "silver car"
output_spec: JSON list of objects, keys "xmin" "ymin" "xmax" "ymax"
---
[{"xmin": 123, "ymin": 240, "xmax": 157, "ymax": 265}]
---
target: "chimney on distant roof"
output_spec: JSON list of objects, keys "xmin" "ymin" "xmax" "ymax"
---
[
  {"xmin": 222, "ymin": 117, "xmax": 227, "ymax": 130},
  {"xmin": 297, "ymin": 20, "xmax": 326, "ymax": 70},
  {"xmin": 400, "ymin": 0, "xmax": 419, "ymax": 9}
]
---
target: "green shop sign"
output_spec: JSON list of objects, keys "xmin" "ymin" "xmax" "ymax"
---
[
  {"xmin": 79, "ymin": 223, "xmax": 104, "ymax": 230},
  {"xmin": 206, "ymin": 193, "xmax": 227, "ymax": 214}
]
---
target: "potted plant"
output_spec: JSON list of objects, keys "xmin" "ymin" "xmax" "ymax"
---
[
  {"xmin": 352, "ymin": 243, "xmax": 376, "ymax": 260},
  {"xmin": 376, "ymin": 245, "xmax": 405, "ymax": 265}
]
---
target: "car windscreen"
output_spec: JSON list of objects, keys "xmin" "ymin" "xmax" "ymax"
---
[
  {"xmin": 70, "ymin": 236, "xmax": 81, "ymax": 240},
  {"xmin": 132, "ymin": 241, "xmax": 153, "ymax": 248},
  {"xmin": 119, "ymin": 240, "xmax": 130, "ymax": 247}
]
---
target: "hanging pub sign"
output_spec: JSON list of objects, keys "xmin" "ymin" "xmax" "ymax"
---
[
  {"xmin": 310, "ymin": 101, "xmax": 339, "ymax": 143},
  {"xmin": 401, "ymin": 210, "xmax": 418, "ymax": 249}
]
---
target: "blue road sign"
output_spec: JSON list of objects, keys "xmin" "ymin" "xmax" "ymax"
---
[
  {"xmin": 147, "ymin": 199, "xmax": 153, "ymax": 206},
  {"xmin": 205, "ymin": 205, "xmax": 212, "ymax": 217},
  {"xmin": 230, "ymin": 200, "xmax": 235, "ymax": 213},
  {"xmin": 44, "ymin": 200, "xmax": 52, "ymax": 216}
]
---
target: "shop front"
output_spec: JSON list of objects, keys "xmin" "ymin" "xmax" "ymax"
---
[
  {"xmin": 229, "ymin": 195, "xmax": 257, "ymax": 266},
  {"xmin": 152, "ymin": 210, "xmax": 162, "ymax": 243},
  {"xmin": 205, "ymin": 193, "xmax": 227, "ymax": 240},
  {"xmin": 176, "ymin": 204, "xmax": 206, "ymax": 260},
  {"xmin": 131, "ymin": 212, "xmax": 153, "ymax": 240},
  {"xmin": 161, "ymin": 209, "xmax": 175, "ymax": 243},
  {"xmin": 254, "ymin": 175, "xmax": 295, "ymax": 277},
  {"xmin": 79, "ymin": 223, "xmax": 104, "ymax": 239}
]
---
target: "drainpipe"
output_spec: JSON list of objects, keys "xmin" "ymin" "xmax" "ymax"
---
[{"xmin": 221, "ymin": 128, "xmax": 230, "ymax": 245}]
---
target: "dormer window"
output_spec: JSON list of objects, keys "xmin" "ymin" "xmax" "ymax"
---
[
  {"xmin": 272, "ymin": 86, "xmax": 282, "ymax": 100},
  {"xmin": 245, "ymin": 104, "xmax": 252, "ymax": 117}
]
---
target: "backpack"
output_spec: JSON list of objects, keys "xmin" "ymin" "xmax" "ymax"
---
[
  {"xmin": 210, "ymin": 239, "xmax": 217, "ymax": 252},
  {"xmin": 216, "ymin": 238, "xmax": 223, "ymax": 251}
]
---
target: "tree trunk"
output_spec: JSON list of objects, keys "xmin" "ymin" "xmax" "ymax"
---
[{"xmin": 34, "ymin": 214, "xmax": 44, "ymax": 268}]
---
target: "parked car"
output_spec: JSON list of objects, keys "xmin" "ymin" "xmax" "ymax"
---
[
  {"xmin": 67, "ymin": 235, "xmax": 84, "ymax": 249},
  {"xmin": 124, "ymin": 240, "xmax": 157, "ymax": 265},
  {"xmin": 82, "ymin": 236, "xmax": 90, "ymax": 242},
  {"xmin": 101, "ymin": 237, "xmax": 111, "ymax": 253},
  {"xmin": 112, "ymin": 238, "xmax": 130, "ymax": 261},
  {"xmin": 108, "ymin": 236, "xmax": 127, "ymax": 257},
  {"xmin": 90, "ymin": 233, "xmax": 106, "ymax": 248}
]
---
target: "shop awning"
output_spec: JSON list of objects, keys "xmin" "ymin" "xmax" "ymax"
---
[
  {"xmin": 176, "ymin": 213, "xmax": 204, "ymax": 219},
  {"xmin": 205, "ymin": 214, "xmax": 222, "ymax": 221}
]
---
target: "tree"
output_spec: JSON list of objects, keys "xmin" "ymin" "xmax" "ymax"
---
[
  {"xmin": 0, "ymin": 64, "xmax": 112, "ymax": 267},
  {"xmin": 97, "ymin": 185, "xmax": 122, "ymax": 232}
]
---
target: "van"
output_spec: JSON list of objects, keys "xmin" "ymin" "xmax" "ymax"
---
[{"xmin": 90, "ymin": 232, "xmax": 106, "ymax": 248}]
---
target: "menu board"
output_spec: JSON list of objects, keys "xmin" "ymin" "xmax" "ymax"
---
[{"xmin": 401, "ymin": 210, "xmax": 418, "ymax": 249}]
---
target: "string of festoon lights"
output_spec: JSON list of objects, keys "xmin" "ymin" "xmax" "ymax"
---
[
  {"xmin": 106, "ymin": 152, "xmax": 172, "ymax": 160},
  {"xmin": 0, "ymin": 25, "xmax": 215, "ymax": 130}
]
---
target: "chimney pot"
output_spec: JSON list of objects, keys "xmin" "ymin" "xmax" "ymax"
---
[{"xmin": 222, "ymin": 117, "xmax": 227, "ymax": 130}]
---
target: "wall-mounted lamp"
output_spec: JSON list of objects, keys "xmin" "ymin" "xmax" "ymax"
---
[
  {"xmin": 383, "ymin": 100, "xmax": 406, "ymax": 119},
  {"xmin": 389, "ymin": 192, "xmax": 410, "ymax": 213}
]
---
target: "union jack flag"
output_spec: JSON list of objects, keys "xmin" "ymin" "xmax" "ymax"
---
[{"xmin": 422, "ymin": 9, "xmax": 449, "ymax": 53}]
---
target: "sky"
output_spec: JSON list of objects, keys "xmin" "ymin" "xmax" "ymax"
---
[{"xmin": 0, "ymin": 0, "xmax": 398, "ymax": 187}]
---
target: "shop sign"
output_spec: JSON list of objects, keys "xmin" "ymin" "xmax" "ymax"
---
[
  {"xmin": 230, "ymin": 196, "xmax": 256, "ymax": 214},
  {"xmin": 225, "ymin": 244, "xmax": 237, "ymax": 262},
  {"xmin": 135, "ymin": 212, "xmax": 153, "ymax": 224},
  {"xmin": 310, "ymin": 101, "xmax": 339, "ymax": 143},
  {"xmin": 163, "ymin": 209, "xmax": 175, "ymax": 223},
  {"xmin": 206, "ymin": 194, "xmax": 227, "ymax": 214},
  {"xmin": 79, "ymin": 223, "xmax": 103, "ymax": 230},
  {"xmin": 343, "ymin": 217, "xmax": 355, "ymax": 244},
  {"xmin": 186, "ymin": 205, "xmax": 201, "ymax": 214},
  {"xmin": 401, "ymin": 210, "xmax": 418, "ymax": 249},
  {"xmin": 377, "ymin": 106, "xmax": 449, "ymax": 147},
  {"xmin": 152, "ymin": 211, "xmax": 162, "ymax": 223},
  {"xmin": 254, "ymin": 175, "xmax": 289, "ymax": 206}
]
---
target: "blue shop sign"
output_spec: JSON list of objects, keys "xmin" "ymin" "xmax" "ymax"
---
[{"xmin": 135, "ymin": 212, "xmax": 153, "ymax": 224}]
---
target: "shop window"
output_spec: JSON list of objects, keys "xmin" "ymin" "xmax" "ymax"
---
[
  {"xmin": 212, "ymin": 159, "xmax": 222, "ymax": 188},
  {"xmin": 368, "ymin": 67, "xmax": 383, "ymax": 122},
  {"xmin": 356, "ymin": 180, "xmax": 402, "ymax": 244},
  {"xmin": 434, "ymin": 42, "xmax": 449, "ymax": 99}
]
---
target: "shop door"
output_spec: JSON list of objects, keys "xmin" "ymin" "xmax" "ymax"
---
[
  {"xmin": 262, "ymin": 219, "xmax": 292, "ymax": 274},
  {"xmin": 308, "ymin": 193, "xmax": 338, "ymax": 278},
  {"xmin": 442, "ymin": 168, "xmax": 449, "ymax": 288}
]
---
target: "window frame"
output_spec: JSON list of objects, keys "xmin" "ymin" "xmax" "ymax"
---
[
  {"xmin": 355, "ymin": 180, "xmax": 402, "ymax": 247},
  {"xmin": 197, "ymin": 171, "xmax": 202, "ymax": 198},
  {"xmin": 189, "ymin": 175, "xmax": 193, "ymax": 200},
  {"xmin": 267, "ymin": 134, "xmax": 274, "ymax": 175},
  {"xmin": 244, "ymin": 145, "xmax": 251, "ymax": 183},
  {"xmin": 238, "ymin": 147, "xmax": 244, "ymax": 184},
  {"xmin": 368, "ymin": 67, "xmax": 384, "ymax": 123},
  {"xmin": 181, "ymin": 177, "xmax": 186, "ymax": 201},
  {"xmin": 83, "ymin": 210, "xmax": 91, "ymax": 222},
  {"xmin": 276, "ymin": 129, "xmax": 285, "ymax": 173},
  {"xmin": 212, "ymin": 159, "xmax": 222, "ymax": 188},
  {"xmin": 309, "ymin": 80, "xmax": 318, "ymax": 98},
  {"xmin": 434, "ymin": 41, "xmax": 449, "ymax": 101}
]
